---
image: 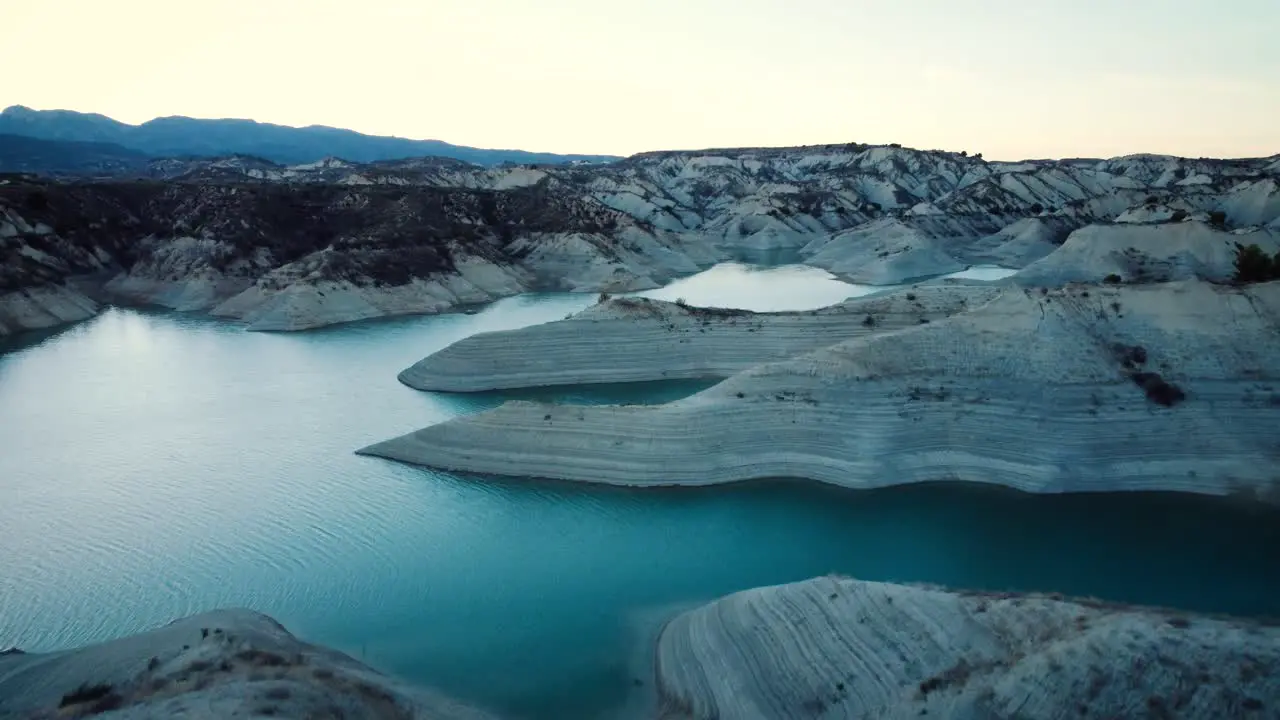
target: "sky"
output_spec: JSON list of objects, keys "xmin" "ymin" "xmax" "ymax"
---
[{"xmin": 3, "ymin": 0, "xmax": 1277, "ymax": 159}]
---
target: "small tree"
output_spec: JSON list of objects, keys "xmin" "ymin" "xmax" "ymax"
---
[{"xmin": 1233, "ymin": 243, "xmax": 1279, "ymax": 284}]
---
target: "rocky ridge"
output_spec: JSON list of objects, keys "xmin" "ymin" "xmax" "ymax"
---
[
  {"xmin": 398, "ymin": 286, "xmax": 1002, "ymax": 391},
  {"xmin": 2, "ymin": 144, "xmax": 1278, "ymax": 337}
]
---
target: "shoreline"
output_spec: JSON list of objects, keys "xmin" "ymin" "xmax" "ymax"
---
[{"xmin": 362, "ymin": 279, "xmax": 1280, "ymax": 501}]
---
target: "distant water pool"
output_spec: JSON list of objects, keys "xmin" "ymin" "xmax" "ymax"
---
[
  {"xmin": 1, "ymin": 266, "xmax": 1277, "ymax": 719},
  {"xmin": 635, "ymin": 262, "xmax": 860, "ymax": 311},
  {"xmin": 633, "ymin": 262, "xmax": 1017, "ymax": 312}
]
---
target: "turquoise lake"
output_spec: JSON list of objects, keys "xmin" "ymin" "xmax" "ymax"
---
[{"xmin": 1, "ymin": 264, "xmax": 1278, "ymax": 719}]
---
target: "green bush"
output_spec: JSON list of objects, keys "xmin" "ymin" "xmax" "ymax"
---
[{"xmin": 1233, "ymin": 243, "xmax": 1280, "ymax": 284}]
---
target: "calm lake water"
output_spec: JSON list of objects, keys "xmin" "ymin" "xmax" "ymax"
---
[{"xmin": 1, "ymin": 264, "xmax": 1278, "ymax": 719}]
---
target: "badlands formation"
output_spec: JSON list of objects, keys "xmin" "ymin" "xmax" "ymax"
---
[
  {"xmin": 3, "ymin": 144, "xmax": 1278, "ymax": 336},
  {"xmin": 398, "ymin": 285, "xmax": 1002, "ymax": 391}
]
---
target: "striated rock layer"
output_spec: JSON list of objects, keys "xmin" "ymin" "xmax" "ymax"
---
[
  {"xmin": 0, "ymin": 284, "xmax": 98, "ymax": 337},
  {"xmin": 399, "ymin": 286, "xmax": 1001, "ymax": 391},
  {"xmin": 362, "ymin": 280, "xmax": 1280, "ymax": 499},
  {"xmin": 655, "ymin": 576, "xmax": 1280, "ymax": 719},
  {"xmin": 0, "ymin": 609, "xmax": 495, "ymax": 720}
]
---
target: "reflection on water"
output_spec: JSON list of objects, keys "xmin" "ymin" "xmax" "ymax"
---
[
  {"xmin": 941, "ymin": 264, "xmax": 1019, "ymax": 281},
  {"xmin": 636, "ymin": 262, "xmax": 870, "ymax": 311},
  {"xmin": 0, "ymin": 264, "xmax": 1276, "ymax": 719},
  {"xmin": 633, "ymin": 261, "xmax": 1018, "ymax": 313}
]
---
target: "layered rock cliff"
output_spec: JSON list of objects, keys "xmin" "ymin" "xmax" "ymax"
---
[
  {"xmin": 398, "ymin": 286, "xmax": 1001, "ymax": 391},
  {"xmin": 655, "ymin": 576, "xmax": 1280, "ymax": 719}
]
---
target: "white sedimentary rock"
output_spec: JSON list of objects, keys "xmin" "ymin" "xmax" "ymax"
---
[
  {"xmin": 211, "ymin": 255, "xmax": 532, "ymax": 332},
  {"xmin": 0, "ymin": 610, "xmax": 495, "ymax": 720},
  {"xmin": 963, "ymin": 217, "xmax": 1069, "ymax": 267},
  {"xmin": 7, "ymin": 141, "xmax": 1278, "ymax": 335},
  {"xmin": 0, "ymin": 284, "xmax": 99, "ymax": 337},
  {"xmin": 398, "ymin": 287, "xmax": 1001, "ymax": 391},
  {"xmin": 1013, "ymin": 221, "xmax": 1278, "ymax": 286},
  {"xmin": 361, "ymin": 280, "xmax": 1280, "ymax": 499},
  {"xmin": 800, "ymin": 218, "xmax": 966, "ymax": 284},
  {"xmin": 655, "ymin": 576, "xmax": 1280, "ymax": 719}
]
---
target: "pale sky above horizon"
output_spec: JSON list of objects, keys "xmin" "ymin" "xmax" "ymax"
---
[{"xmin": 3, "ymin": 0, "xmax": 1277, "ymax": 160}]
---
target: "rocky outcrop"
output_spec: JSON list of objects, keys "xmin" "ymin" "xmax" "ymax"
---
[
  {"xmin": 655, "ymin": 576, "xmax": 1280, "ymax": 719},
  {"xmin": 800, "ymin": 218, "xmax": 966, "ymax": 284},
  {"xmin": 1013, "ymin": 221, "xmax": 1278, "ymax": 286},
  {"xmin": 398, "ymin": 286, "xmax": 1001, "ymax": 391},
  {"xmin": 2, "ymin": 143, "xmax": 1277, "ymax": 337},
  {"xmin": 0, "ymin": 284, "xmax": 99, "ymax": 336},
  {"xmin": 0, "ymin": 609, "xmax": 496, "ymax": 719},
  {"xmin": 362, "ymin": 279, "xmax": 1280, "ymax": 499}
]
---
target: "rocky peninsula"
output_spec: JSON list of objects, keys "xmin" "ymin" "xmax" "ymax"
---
[
  {"xmin": 398, "ymin": 285, "xmax": 1001, "ymax": 392},
  {"xmin": 362, "ymin": 277, "xmax": 1280, "ymax": 499},
  {"xmin": 3, "ymin": 145, "xmax": 1277, "ymax": 338}
]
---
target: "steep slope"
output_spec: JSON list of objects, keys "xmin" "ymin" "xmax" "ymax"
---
[
  {"xmin": 361, "ymin": 280, "xmax": 1280, "ymax": 499},
  {"xmin": 0, "ymin": 105, "xmax": 618, "ymax": 167},
  {"xmin": 398, "ymin": 287, "xmax": 1000, "ymax": 391},
  {"xmin": 0, "ymin": 610, "xmax": 495, "ymax": 719},
  {"xmin": 1013, "ymin": 221, "xmax": 1279, "ymax": 286},
  {"xmin": 656, "ymin": 576, "xmax": 1280, "ymax": 720}
]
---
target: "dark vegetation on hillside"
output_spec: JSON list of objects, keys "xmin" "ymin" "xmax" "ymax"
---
[
  {"xmin": 0, "ymin": 178, "xmax": 624, "ymax": 292},
  {"xmin": 1233, "ymin": 243, "xmax": 1280, "ymax": 284}
]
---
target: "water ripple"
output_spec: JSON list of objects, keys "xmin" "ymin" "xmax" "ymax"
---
[{"xmin": 2, "ymin": 301, "xmax": 1279, "ymax": 720}]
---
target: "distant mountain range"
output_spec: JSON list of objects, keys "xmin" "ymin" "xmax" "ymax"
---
[{"xmin": 0, "ymin": 105, "xmax": 619, "ymax": 168}]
